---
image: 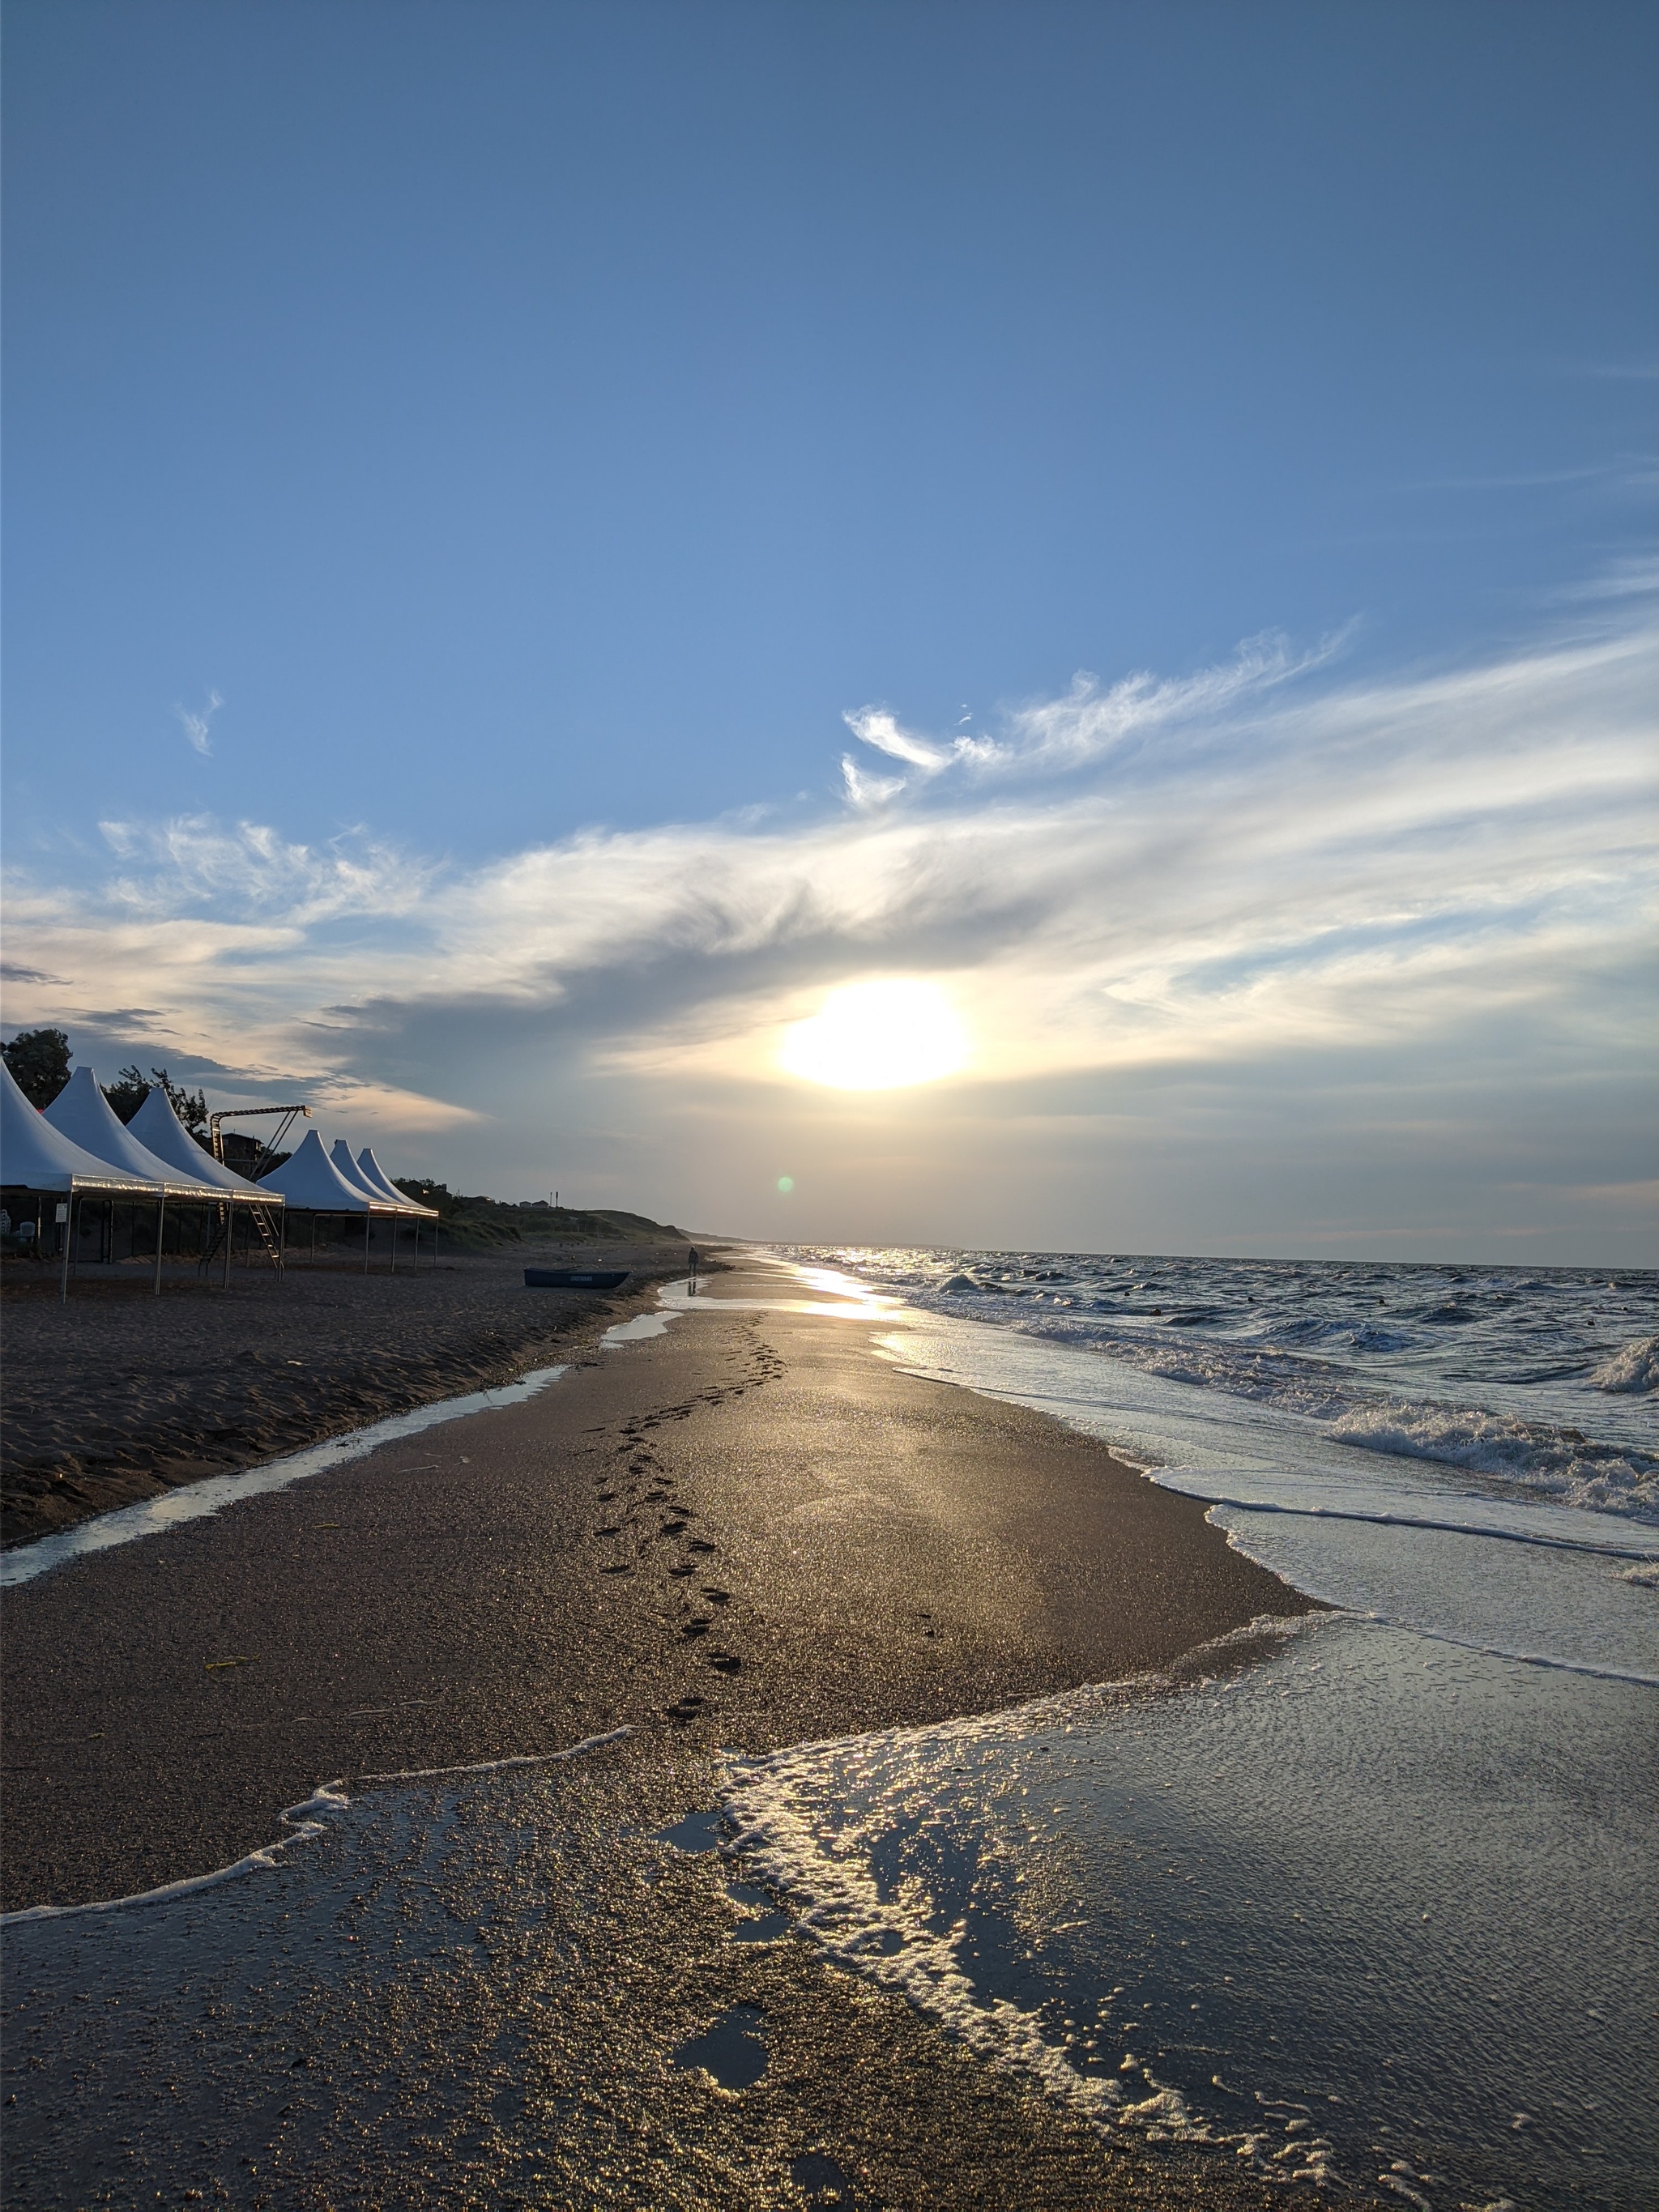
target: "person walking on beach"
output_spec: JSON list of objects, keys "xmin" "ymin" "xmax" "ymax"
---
[{"xmin": 688, "ymin": 1245, "xmax": 700, "ymax": 1294}]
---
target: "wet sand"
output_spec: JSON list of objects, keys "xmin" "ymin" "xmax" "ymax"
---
[
  {"xmin": 2, "ymin": 1256, "xmax": 1322, "ymax": 2208},
  {"xmin": 0, "ymin": 1239, "xmax": 696, "ymax": 1545}
]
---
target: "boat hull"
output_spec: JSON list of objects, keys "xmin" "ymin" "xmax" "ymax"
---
[{"xmin": 523, "ymin": 1267, "xmax": 631, "ymax": 1290}]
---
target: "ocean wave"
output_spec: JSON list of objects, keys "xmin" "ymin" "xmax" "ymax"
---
[
  {"xmin": 785, "ymin": 1247, "xmax": 1659, "ymax": 1520},
  {"xmin": 1328, "ymin": 1402, "xmax": 1657, "ymax": 1518},
  {"xmin": 866, "ymin": 1289, "xmax": 1659, "ymax": 1518},
  {"xmin": 1592, "ymin": 1334, "xmax": 1659, "ymax": 1395}
]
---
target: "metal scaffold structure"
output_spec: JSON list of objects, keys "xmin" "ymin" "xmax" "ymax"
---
[{"xmin": 2, "ymin": 1060, "xmax": 438, "ymax": 1297}]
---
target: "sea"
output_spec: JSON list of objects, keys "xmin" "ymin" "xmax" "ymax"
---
[
  {"xmin": 4, "ymin": 1252, "xmax": 1654, "ymax": 2209},
  {"xmin": 721, "ymin": 1250, "xmax": 1658, "ymax": 2210}
]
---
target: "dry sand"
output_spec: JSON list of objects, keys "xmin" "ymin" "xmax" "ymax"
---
[{"xmin": 0, "ymin": 1238, "xmax": 696, "ymax": 1545}]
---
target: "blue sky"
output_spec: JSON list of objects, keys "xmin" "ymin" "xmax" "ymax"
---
[{"xmin": 4, "ymin": 1, "xmax": 1655, "ymax": 1259}]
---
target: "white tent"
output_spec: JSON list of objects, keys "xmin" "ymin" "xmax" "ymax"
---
[
  {"xmin": 258, "ymin": 1128, "xmax": 380, "ymax": 1210},
  {"xmin": 357, "ymin": 1145, "xmax": 437, "ymax": 1215},
  {"xmin": 45, "ymin": 1068, "xmax": 223, "ymax": 1200},
  {"xmin": 1, "ymin": 1059, "xmax": 162, "ymax": 1196},
  {"xmin": 127, "ymin": 1085, "xmax": 284, "ymax": 1201},
  {"xmin": 330, "ymin": 1138, "xmax": 396, "ymax": 1206},
  {"xmin": 4, "ymin": 1060, "xmax": 193, "ymax": 1298}
]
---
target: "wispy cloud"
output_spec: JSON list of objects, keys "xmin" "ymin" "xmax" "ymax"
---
[
  {"xmin": 840, "ymin": 628, "xmax": 1350, "ymax": 806},
  {"xmin": 93, "ymin": 815, "xmax": 437, "ymax": 926},
  {"xmin": 4, "ymin": 587, "xmax": 1654, "ymax": 1199},
  {"xmin": 173, "ymin": 688, "xmax": 224, "ymax": 757}
]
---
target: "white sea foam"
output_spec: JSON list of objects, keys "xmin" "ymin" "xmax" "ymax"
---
[
  {"xmin": 0, "ymin": 1728, "xmax": 631, "ymax": 1929},
  {"xmin": 1327, "ymin": 1398, "xmax": 1657, "ymax": 1517},
  {"xmin": 721, "ymin": 1614, "xmax": 1655, "ymax": 2208},
  {"xmin": 1592, "ymin": 1332, "xmax": 1659, "ymax": 1394},
  {"xmin": 721, "ymin": 1630, "xmax": 1312, "ymax": 2163}
]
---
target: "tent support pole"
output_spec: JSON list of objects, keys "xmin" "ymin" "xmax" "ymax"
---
[
  {"xmin": 224, "ymin": 1200, "xmax": 235, "ymax": 1289},
  {"xmin": 365, "ymin": 1211, "xmax": 371, "ymax": 1273},
  {"xmin": 390, "ymin": 1218, "xmax": 397, "ymax": 1274},
  {"xmin": 60, "ymin": 1192, "xmax": 75, "ymax": 1303},
  {"xmin": 279, "ymin": 1208, "xmax": 287, "ymax": 1276},
  {"xmin": 154, "ymin": 1193, "xmax": 166, "ymax": 1296}
]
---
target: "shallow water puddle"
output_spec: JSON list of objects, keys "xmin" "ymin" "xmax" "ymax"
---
[
  {"xmin": 655, "ymin": 1806, "xmax": 724, "ymax": 1853},
  {"xmin": 672, "ymin": 2002, "xmax": 770, "ymax": 2089},
  {"xmin": 0, "ymin": 1738, "xmax": 804, "ymax": 2206},
  {"xmin": 726, "ymin": 1882, "xmax": 791, "ymax": 1941},
  {"xmin": 723, "ymin": 1614, "xmax": 1657, "ymax": 2210}
]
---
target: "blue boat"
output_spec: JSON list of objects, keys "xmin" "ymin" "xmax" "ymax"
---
[{"xmin": 524, "ymin": 1266, "xmax": 631, "ymax": 1290}]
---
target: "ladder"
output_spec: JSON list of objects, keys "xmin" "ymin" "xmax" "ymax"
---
[
  {"xmin": 198, "ymin": 1102, "xmax": 308, "ymax": 1277},
  {"xmin": 199, "ymin": 1201, "xmax": 284, "ymax": 1274}
]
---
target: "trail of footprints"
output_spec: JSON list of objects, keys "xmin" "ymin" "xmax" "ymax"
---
[{"xmin": 589, "ymin": 1327, "xmax": 786, "ymax": 1724}]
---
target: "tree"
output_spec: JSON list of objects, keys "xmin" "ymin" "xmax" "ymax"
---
[
  {"xmin": 101, "ymin": 1064, "xmax": 210, "ymax": 1132},
  {"xmin": 2, "ymin": 1028, "xmax": 71, "ymax": 1108},
  {"xmin": 102, "ymin": 1066, "xmax": 150, "ymax": 1123},
  {"xmin": 151, "ymin": 1068, "xmax": 209, "ymax": 1137}
]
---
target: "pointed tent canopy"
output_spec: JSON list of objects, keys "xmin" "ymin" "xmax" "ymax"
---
[
  {"xmin": 357, "ymin": 1145, "xmax": 437, "ymax": 1217},
  {"xmin": 330, "ymin": 1138, "xmax": 393, "ymax": 1205},
  {"xmin": 258, "ymin": 1128, "xmax": 379, "ymax": 1210},
  {"xmin": 126, "ymin": 1087, "xmax": 282, "ymax": 1202},
  {"xmin": 1, "ymin": 1059, "xmax": 164, "ymax": 1194},
  {"xmin": 44, "ymin": 1068, "xmax": 223, "ymax": 1200}
]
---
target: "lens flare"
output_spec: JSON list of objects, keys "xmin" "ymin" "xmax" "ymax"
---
[{"xmin": 779, "ymin": 979, "xmax": 969, "ymax": 1091}]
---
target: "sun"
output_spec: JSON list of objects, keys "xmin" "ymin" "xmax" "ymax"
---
[{"xmin": 779, "ymin": 978, "xmax": 970, "ymax": 1091}]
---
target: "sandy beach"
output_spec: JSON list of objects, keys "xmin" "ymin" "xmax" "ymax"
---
[
  {"xmin": 0, "ymin": 1238, "xmax": 697, "ymax": 1546},
  {"xmin": 2, "ymin": 1254, "xmax": 1324, "ymax": 2208}
]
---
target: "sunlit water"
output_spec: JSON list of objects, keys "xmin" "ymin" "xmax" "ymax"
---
[
  {"xmin": 783, "ymin": 1247, "xmax": 1659, "ymax": 1523},
  {"xmin": 727, "ymin": 1249, "xmax": 1659, "ymax": 2207}
]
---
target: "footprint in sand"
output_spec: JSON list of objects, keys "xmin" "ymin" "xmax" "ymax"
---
[
  {"xmin": 681, "ymin": 1618, "xmax": 714, "ymax": 1638},
  {"xmin": 672, "ymin": 2006, "xmax": 769, "ymax": 2090},
  {"xmin": 790, "ymin": 2151, "xmax": 859, "ymax": 2205},
  {"xmin": 706, "ymin": 1652, "xmax": 741, "ymax": 1674}
]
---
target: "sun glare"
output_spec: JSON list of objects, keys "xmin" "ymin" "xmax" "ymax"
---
[{"xmin": 779, "ymin": 978, "xmax": 969, "ymax": 1090}]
